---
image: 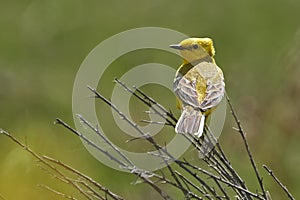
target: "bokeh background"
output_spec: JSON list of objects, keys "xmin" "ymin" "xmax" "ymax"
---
[{"xmin": 1, "ymin": 0, "xmax": 300, "ymax": 199}]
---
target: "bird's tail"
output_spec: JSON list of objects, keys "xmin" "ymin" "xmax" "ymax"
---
[{"xmin": 175, "ymin": 107, "xmax": 205, "ymax": 137}]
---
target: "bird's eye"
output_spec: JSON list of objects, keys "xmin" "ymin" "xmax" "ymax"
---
[{"xmin": 192, "ymin": 44, "xmax": 199, "ymax": 49}]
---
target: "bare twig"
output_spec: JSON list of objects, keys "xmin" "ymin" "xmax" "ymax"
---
[
  {"xmin": 114, "ymin": 78, "xmax": 177, "ymax": 127},
  {"xmin": 76, "ymin": 114, "xmax": 134, "ymax": 167},
  {"xmin": 140, "ymin": 119, "xmax": 173, "ymax": 126},
  {"xmin": 226, "ymin": 94, "xmax": 267, "ymax": 199},
  {"xmin": 75, "ymin": 180, "xmax": 105, "ymax": 200},
  {"xmin": 263, "ymin": 165, "xmax": 295, "ymax": 200},
  {"xmin": 42, "ymin": 155, "xmax": 124, "ymax": 200},
  {"xmin": 55, "ymin": 118, "xmax": 128, "ymax": 168},
  {"xmin": 174, "ymin": 171, "xmax": 205, "ymax": 198},
  {"xmin": 38, "ymin": 184, "xmax": 78, "ymax": 200},
  {"xmin": 180, "ymin": 161, "xmax": 264, "ymax": 200}
]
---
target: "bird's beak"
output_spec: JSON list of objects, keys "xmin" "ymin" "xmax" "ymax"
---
[{"xmin": 169, "ymin": 44, "xmax": 183, "ymax": 50}]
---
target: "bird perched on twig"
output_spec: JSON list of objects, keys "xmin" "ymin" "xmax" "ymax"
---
[{"xmin": 170, "ymin": 38, "xmax": 225, "ymax": 137}]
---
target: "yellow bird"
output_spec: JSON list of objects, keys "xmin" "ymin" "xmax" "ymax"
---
[{"xmin": 170, "ymin": 38, "xmax": 225, "ymax": 137}]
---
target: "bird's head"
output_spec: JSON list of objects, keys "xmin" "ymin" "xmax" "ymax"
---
[{"xmin": 170, "ymin": 38, "xmax": 215, "ymax": 63}]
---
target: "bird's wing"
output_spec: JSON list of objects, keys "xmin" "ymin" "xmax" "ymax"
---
[
  {"xmin": 200, "ymin": 77, "xmax": 225, "ymax": 110},
  {"xmin": 173, "ymin": 72, "xmax": 202, "ymax": 108},
  {"xmin": 174, "ymin": 62, "xmax": 225, "ymax": 110}
]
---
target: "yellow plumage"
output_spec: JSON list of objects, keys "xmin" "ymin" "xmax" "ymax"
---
[{"xmin": 170, "ymin": 38, "xmax": 225, "ymax": 137}]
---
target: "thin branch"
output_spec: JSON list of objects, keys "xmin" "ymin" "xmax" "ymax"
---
[
  {"xmin": 174, "ymin": 171, "xmax": 206, "ymax": 198},
  {"xmin": 43, "ymin": 155, "xmax": 123, "ymax": 200},
  {"xmin": 114, "ymin": 78, "xmax": 177, "ymax": 127},
  {"xmin": 75, "ymin": 180, "xmax": 105, "ymax": 200},
  {"xmin": 133, "ymin": 86, "xmax": 178, "ymax": 124},
  {"xmin": 263, "ymin": 165, "xmax": 295, "ymax": 200},
  {"xmin": 55, "ymin": 118, "xmax": 128, "ymax": 168},
  {"xmin": 76, "ymin": 114, "xmax": 134, "ymax": 167},
  {"xmin": 38, "ymin": 184, "xmax": 78, "ymax": 200},
  {"xmin": 140, "ymin": 119, "xmax": 174, "ymax": 126},
  {"xmin": 226, "ymin": 94, "xmax": 267, "ymax": 199},
  {"xmin": 213, "ymin": 179, "xmax": 230, "ymax": 200},
  {"xmin": 180, "ymin": 161, "xmax": 264, "ymax": 200}
]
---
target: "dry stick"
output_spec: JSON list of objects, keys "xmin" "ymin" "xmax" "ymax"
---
[
  {"xmin": 57, "ymin": 116, "xmax": 173, "ymax": 200},
  {"xmin": 174, "ymin": 171, "xmax": 206, "ymax": 199},
  {"xmin": 181, "ymin": 133, "xmax": 246, "ymax": 199},
  {"xmin": 75, "ymin": 180, "xmax": 105, "ymax": 200},
  {"xmin": 213, "ymin": 179, "xmax": 230, "ymax": 200},
  {"xmin": 88, "ymin": 86, "xmax": 220, "ymax": 199},
  {"xmin": 140, "ymin": 120, "xmax": 173, "ymax": 126},
  {"xmin": 37, "ymin": 164, "xmax": 70, "ymax": 184},
  {"xmin": 76, "ymin": 114, "xmax": 134, "ymax": 167},
  {"xmin": 130, "ymin": 168, "xmax": 173, "ymax": 200},
  {"xmin": 43, "ymin": 155, "xmax": 124, "ymax": 200},
  {"xmin": 133, "ymin": 86, "xmax": 178, "ymax": 124},
  {"xmin": 204, "ymin": 126, "xmax": 251, "ymax": 200},
  {"xmin": 165, "ymin": 162, "xmax": 188, "ymax": 198},
  {"xmin": 263, "ymin": 165, "xmax": 295, "ymax": 200},
  {"xmin": 179, "ymin": 161, "xmax": 265, "ymax": 200},
  {"xmin": 150, "ymin": 170, "xmax": 202, "ymax": 200},
  {"xmin": 55, "ymin": 118, "xmax": 128, "ymax": 169},
  {"xmin": 149, "ymin": 169, "xmax": 200, "ymax": 200},
  {"xmin": 225, "ymin": 94, "xmax": 267, "ymax": 199},
  {"xmin": 114, "ymin": 78, "xmax": 177, "ymax": 127},
  {"xmin": 0, "ymin": 130, "xmax": 92, "ymax": 200},
  {"xmin": 182, "ymin": 134, "xmax": 234, "ymax": 185},
  {"xmin": 38, "ymin": 184, "xmax": 78, "ymax": 200}
]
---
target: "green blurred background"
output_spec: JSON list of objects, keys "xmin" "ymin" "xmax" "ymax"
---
[{"xmin": 1, "ymin": 0, "xmax": 300, "ymax": 199}]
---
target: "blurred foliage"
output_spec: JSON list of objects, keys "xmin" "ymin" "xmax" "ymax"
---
[{"xmin": 1, "ymin": 0, "xmax": 300, "ymax": 199}]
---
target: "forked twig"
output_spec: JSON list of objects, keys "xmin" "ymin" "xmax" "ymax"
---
[{"xmin": 42, "ymin": 155, "xmax": 124, "ymax": 200}]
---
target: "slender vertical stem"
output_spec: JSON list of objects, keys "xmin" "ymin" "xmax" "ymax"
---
[{"xmin": 226, "ymin": 94, "xmax": 267, "ymax": 199}]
